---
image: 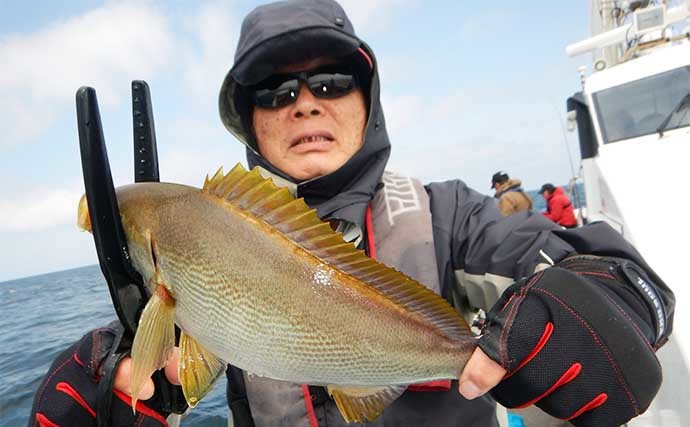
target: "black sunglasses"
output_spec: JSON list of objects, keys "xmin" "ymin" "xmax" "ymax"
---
[{"xmin": 250, "ymin": 64, "xmax": 359, "ymax": 109}]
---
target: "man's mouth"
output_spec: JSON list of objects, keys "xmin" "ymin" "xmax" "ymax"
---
[{"xmin": 291, "ymin": 133, "xmax": 335, "ymax": 147}]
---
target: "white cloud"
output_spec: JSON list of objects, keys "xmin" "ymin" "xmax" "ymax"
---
[
  {"xmin": 377, "ymin": 55, "xmax": 422, "ymax": 87},
  {"xmin": 181, "ymin": 1, "xmax": 240, "ymax": 100},
  {"xmin": 381, "ymin": 86, "xmax": 580, "ymax": 192},
  {"xmin": 0, "ymin": 188, "xmax": 82, "ymax": 231},
  {"xmin": 0, "ymin": 1, "xmax": 174, "ymax": 147},
  {"xmin": 0, "ymin": 225, "xmax": 97, "ymax": 283},
  {"xmin": 380, "ymin": 93, "xmax": 422, "ymax": 135},
  {"xmin": 155, "ymin": 128, "xmax": 246, "ymax": 191},
  {"xmin": 339, "ymin": 0, "xmax": 416, "ymax": 32}
]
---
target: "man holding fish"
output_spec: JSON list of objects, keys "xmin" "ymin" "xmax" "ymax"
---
[{"xmin": 31, "ymin": 1, "xmax": 674, "ymax": 426}]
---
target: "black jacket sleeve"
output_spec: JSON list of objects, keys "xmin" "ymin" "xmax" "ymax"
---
[{"xmin": 425, "ymin": 179, "xmax": 674, "ymax": 342}]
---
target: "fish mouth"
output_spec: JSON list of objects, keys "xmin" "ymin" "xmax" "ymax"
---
[
  {"xmin": 290, "ymin": 132, "xmax": 335, "ymax": 148},
  {"xmin": 77, "ymin": 194, "xmax": 92, "ymax": 232}
]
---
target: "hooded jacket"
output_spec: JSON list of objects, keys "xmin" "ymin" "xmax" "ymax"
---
[
  {"xmin": 217, "ymin": 1, "xmax": 674, "ymax": 426},
  {"xmin": 494, "ymin": 178, "xmax": 533, "ymax": 216},
  {"xmin": 219, "ymin": 0, "xmax": 390, "ymax": 229},
  {"xmin": 542, "ymin": 186, "xmax": 577, "ymax": 227}
]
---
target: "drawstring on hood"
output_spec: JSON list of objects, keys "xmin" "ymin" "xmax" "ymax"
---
[{"xmin": 218, "ymin": 0, "xmax": 391, "ymax": 226}]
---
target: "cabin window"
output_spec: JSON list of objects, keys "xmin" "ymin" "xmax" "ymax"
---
[{"xmin": 593, "ymin": 65, "xmax": 690, "ymax": 143}]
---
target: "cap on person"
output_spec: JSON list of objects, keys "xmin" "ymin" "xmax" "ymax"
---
[
  {"xmin": 539, "ymin": 183, "xmax": 555, "ymax": 194},
  {"xmin": 491, "ymin": 171, "xmax": 509, "ymax": 189}
]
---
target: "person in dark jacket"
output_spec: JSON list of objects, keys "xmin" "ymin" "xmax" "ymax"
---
[
  {"xmin": 31, "ymin": 1, "xmax": 674, "ymax": 427},
  {"xmin": 540, "ymin": 183, "xmax": 578, "ymax": 228},
  {"xmin": 491, "ymin": 171, "xmax": 533, "ymax": 216}
]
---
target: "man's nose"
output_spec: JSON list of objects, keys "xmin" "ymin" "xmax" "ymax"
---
[{"xmin": 291, "ymin": 82, "xmax": 322, "ymax": 118}]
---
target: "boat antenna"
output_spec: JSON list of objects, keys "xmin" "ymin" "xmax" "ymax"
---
[
  {"xmin": 549, "ymin": 98, "xmax": 584, "ymax": 219},
  {"xmin": 549, "ymin": 98, "xmax": 578, "ymax": 179}
]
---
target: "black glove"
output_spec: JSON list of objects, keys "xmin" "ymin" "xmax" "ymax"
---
[
  {"xmin": 478, "ymin": 255, "xmax": 669, "ymax": 427},
  {"xmin": 30, "ymin": 321, "xmax": 171, "ymax": 427}
]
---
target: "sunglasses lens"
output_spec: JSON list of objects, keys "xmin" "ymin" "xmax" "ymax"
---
[
  {"xmin": 253, "ymin": 78, "xmax": 300, "ymax": 108},
  {"xmin": 307, "ymin": 72, "xmax": 356, "ymax": 99},
  {"xmin": 251, "ymin": 65, "xmax": 358, "ymax": 108}
]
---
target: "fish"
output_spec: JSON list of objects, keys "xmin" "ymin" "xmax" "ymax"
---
[{"xmin": 77, "ymin": 163, "xmax": 477, "ymax": 423}]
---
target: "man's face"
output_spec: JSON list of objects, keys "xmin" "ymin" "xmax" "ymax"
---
[{"xmin": 252, "ymin": 57, "xmax": 367, "ymax": 181}]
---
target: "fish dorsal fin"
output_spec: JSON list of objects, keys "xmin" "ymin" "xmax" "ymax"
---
[{"xmin": 202, "ymin": 163, "xmax": 470, "ymax": 340}]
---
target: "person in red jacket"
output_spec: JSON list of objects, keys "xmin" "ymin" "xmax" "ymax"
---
[{"xmin": 539, "ymin": 183, "xmax": 578, "ymax": 228}]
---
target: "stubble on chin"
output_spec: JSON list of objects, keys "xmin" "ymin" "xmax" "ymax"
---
[{"xmin": 288, "ymin": 161, "xmax": 328, "ymax": 181}]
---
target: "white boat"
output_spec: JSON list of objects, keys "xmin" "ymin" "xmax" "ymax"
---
[{"xmin": 566, "ymin": 1, "xmax": 690, "ymax": 425}]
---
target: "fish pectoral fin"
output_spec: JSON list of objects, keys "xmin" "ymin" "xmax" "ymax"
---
[
  {"xmin": 179, "ymin": 331, "xmax": 226, "ymax": 408},
  {"xmin": 130, "ymin": 284, "xmax": 176, "ymax": 412},
  {"xmin": 327, "ymin": 384, "xmax": 407, "ymax": 423}
]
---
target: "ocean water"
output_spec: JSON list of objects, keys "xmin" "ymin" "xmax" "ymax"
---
[{"xmin": 0, "ymin": 265, "xmax": 228, "ymax": 426}]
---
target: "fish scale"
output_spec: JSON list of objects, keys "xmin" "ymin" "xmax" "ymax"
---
[
  {"xmin": 191, "ymin": 256, "xmax": 446, "ymax": 384},
  {"xmin": 77, "ymin": 163, "xmax": 476, "ymax": 423}
]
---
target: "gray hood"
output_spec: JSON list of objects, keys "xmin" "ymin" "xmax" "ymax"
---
[{"xmin": 218, "ymin": 0, "xmax": 391, "ymax": 226}]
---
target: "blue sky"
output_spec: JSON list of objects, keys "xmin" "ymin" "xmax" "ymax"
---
[{"xmin": 0, "ymin": 0, "xmax": 590, "ymax": 281}]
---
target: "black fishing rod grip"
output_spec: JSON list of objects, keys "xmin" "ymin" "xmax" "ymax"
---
[
  {"xmin": 76, "ymin": 86, "xmax": 147, "ymax": 337},
  {"xmin": 132, "ymin": 81, "xmax": 160, "ymax": 183}
]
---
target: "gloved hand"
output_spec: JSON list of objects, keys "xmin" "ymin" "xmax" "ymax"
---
[
  {"xmin": 30, "ymin": 321, "xmax": 172, "ymax": 427},
  {"xmin": 475, "ymin": 256, "xmax": 668, "ymax": 427}
]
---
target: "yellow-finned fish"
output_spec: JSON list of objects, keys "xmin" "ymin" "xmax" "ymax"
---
[{"xmin": 77, "ymin": 163, "xmax": 476, "ymax": 423}]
